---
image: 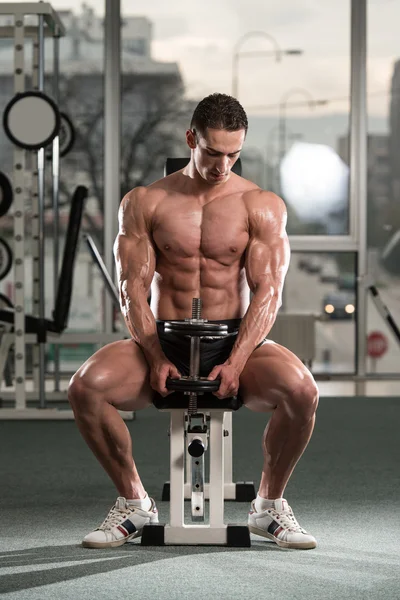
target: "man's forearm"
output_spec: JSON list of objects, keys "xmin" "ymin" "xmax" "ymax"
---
[
  {"xmin": 226, "ymin": 288, "xmax": 281, "ymax": 372},
  {"xmin": 121, "ymin": 287, "xmax": 165, "ymax": 365}
]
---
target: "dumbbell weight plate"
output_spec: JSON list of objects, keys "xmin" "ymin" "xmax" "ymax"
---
[
  {"xmin": 166, "ymin": 376, "xmax": 221, "ymax": 392},
  {"xmin": 0, "ymin": 237, "xmax": 13, "ymax": 281},
  {"xmin": 3, "ymin": 91, "xmax": 61, "ymax": 150},
  {"xmin": 0, "ymin": 172, "xmax": 13, "ymax": 217},
  {"xmin": 165, "ymin": 321, "xmax": 228, "ymax": 337},
  {"xmin": 46, "ymin": 112, "xmax": 76, "ymax": 160},
  {"xmin": 59, "ymin": 112, "xmax": 75, "ymax": 157}
]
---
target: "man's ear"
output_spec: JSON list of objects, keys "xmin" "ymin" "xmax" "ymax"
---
[{"xmin": 186, "ymin": 129, "xmax": 197, "ymax": 150}]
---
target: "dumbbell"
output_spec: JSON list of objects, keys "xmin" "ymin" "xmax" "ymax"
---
[
  {"xmin": 166, "ymin": 299, "xmax": 228, "ymax": 520},
  {"xmin": 165, "ymin": 297, "xmax": 228, "ymax": 416}
]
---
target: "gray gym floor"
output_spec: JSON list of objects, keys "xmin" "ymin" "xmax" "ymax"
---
[{"xmin": 0, "ymin": 397, "xmax": 399, "ymax": 600}]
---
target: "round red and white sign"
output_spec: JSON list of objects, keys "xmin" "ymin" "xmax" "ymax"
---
[{"xmin": 367, "ymin": 331, "xmax": 388, "ymax": 359}]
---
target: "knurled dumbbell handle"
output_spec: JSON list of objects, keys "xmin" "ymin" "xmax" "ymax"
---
[
  {"xmin": 189, "ymin": 298, "xmax": 201, "ymax": 414},
  {"xmin": 190, "ymin": 336, "xmax": 200, "ymax": 379}
]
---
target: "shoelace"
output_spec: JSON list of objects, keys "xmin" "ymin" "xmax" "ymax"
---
[
  {"xmin": 97, "ymin": 505, "xmax": 134, "ymax": 532},
  {"xmin": 267, "ymin": 506, "xmax": 306, "ymax": 533}
]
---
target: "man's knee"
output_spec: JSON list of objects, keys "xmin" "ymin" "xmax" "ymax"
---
[
  {"xmin": 68, "ymin": 368, "xmax": 105, "ymax": 410},
  {"xmin": 289, "ymin": 376, "xmax": 319, "ymax": 423},
  {"xmin": 68, "ymin": 357, "xmax": 154, "ymax": 413}
]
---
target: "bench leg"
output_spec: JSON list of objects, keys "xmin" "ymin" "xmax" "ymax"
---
[
  {"xmin": 169, "ymin": 410, "xmax": 185, "ymax": 528},
  {"xmin": 143, "ymin": 408, "xmax": 251, "ymax": 546},
  {"xmin": 209, "ymin": 410, "xmax": 224, "ymax": 527}
]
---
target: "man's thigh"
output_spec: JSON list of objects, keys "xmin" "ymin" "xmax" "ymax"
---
[
  {"xmin": 239, "ymin": 340, "xmax": 317, "ymax": 412},
  {"xmin": 72, "ymin": 339, "xmax": 154, "ymax": 411}
]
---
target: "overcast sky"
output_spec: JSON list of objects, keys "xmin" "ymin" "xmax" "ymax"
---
[{"xmin": 10, "ymin": 0, "xmax": 400, "ymax": 118}]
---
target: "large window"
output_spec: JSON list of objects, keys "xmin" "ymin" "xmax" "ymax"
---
[
  {"xmin": 3, "ymin": 2, "xmax": 398, "ymax": 378},
  {"xmin": 121, "ymin": 0, "xmax": 351, "ymax": 236},
  {"xmin": 119, "ymin": 0, "xmax": 355, "ymax": 374},
  {"xmin": 366, "ymin": 0, "xmax": 400, "ymax": 374}
]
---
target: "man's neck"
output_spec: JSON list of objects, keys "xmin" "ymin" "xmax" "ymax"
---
[{"xmin": 182, "ymin": 160, "xmax": 233, "ymax": 198}]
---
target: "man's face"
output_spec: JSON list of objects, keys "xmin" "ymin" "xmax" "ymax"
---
[{"xmin": 187, "ymin": 127, "xmax": 245, "ymax": 185}]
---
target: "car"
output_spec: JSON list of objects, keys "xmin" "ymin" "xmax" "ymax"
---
[{"xmin": 322, "ymin": 291, "xmax": 355, "ymax": 320}]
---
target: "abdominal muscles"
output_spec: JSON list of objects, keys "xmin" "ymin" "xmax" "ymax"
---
[
  {"xmin": 150, "ymin": 195, "xmax": 251, "ymax": 320},
  {"xmin": 150, "ymin": 257, "xmax": 250, "ymax": 320}
]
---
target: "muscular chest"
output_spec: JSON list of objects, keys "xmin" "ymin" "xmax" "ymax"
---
[{"xmin": 152, "ymin": 199, "xmax": 249, "ymax": 262}]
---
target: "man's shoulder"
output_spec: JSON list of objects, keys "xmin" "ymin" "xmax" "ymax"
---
[
  {"xmin": 124, "ymin": 183, "xmax": 169, "ymax": 202},
  {"xmin": 242, "ymin": 188, "xmax": 286, "ymax": 215},
  {"xmin": 122, "ymin": 184, "xmax": 169, "ymax": 216}
]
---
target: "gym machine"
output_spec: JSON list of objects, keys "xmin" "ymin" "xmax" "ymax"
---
[
  {"xmin": 0, "ymin": 3, "xmax": 66, "ymax": 412},
  {"xmin": 0, "ymin": 5, "xmax": 129, "ymax": 416}
]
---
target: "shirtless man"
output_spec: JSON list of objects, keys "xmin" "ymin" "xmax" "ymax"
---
[{"xmin": 68, "ymin": 93, "xmax": 319, "ymax": 550}]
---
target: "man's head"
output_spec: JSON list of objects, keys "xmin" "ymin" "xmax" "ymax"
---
[{"xmin": 186, "ymin": 93, "xmax": 248, "ymax": 185}]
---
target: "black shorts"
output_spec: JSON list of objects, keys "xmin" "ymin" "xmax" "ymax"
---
[{"xmin": 156, "ymin": 319, "xmax": 266, "ymax": 376}]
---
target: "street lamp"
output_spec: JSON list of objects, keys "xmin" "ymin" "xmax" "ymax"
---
[
  {"xmin": 241, "ymin": 145, "xmax": 266, "ymax": 188},
  {"xmin": 278, "ymin": 88, "xmax": 328, "ymax": 165},
  {"xmin": 266, "ymin": 124, "xmax": 303, "ymax": 192},
  {"xmin": 232, "ymin": 31, "xmax": 303, "ymax": 99}
]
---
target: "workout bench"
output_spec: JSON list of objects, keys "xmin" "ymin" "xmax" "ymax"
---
[{"xmin": 141, "ymin": 298, "xmax": 254, "ymax": 547}]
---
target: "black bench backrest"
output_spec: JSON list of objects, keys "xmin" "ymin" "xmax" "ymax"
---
[{"xmin": 52, "ymin": 186, "xmax": 88, "ymax": 331}]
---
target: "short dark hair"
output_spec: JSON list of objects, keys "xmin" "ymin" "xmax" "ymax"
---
[{"xmin": 190, "ymin": 93, "xmax": 248, "ymax": 138}]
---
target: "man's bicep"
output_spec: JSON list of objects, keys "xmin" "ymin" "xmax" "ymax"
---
[
  {"xmin": 245, "ymin": 232, "xmax": 290, "ymax": 294},
  {"xmin": 114, "ymin": 191, "xmax": 156, "ymax": 292},
  {"xmin": 245, "ymin": 194, "xmax": 290, "ymax": 294},
  {"xmin": 115, "ymin": 232, "xmax": 156, "ymax": 291}
]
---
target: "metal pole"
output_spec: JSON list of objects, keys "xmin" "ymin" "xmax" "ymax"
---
[
  {"xmin": 232, "ymin": 52, "xmax": 238, "ymax": 98},
  {"xmin": 189, "ymin": 337, "xmax": 201, "ymax": 378},
  {"xmin": 104, "ymin": 0, "xmax": 121, "ymax": 334},
  {"xmin": 13, "ymin": 13, "xmax": 26, "ymax": 410},
  {"xmin": 52, "ymin": 33, "xmax": 61, "ymax": 390},
  {"xmin": 350, "ymin": 0, "xmax": 368, "ymax": 396},
  {"xmin": 188, "ymin": 298, "xmax": 201, "ymax": 415},
  {"xmin": 278, "ymin": 102, "xmax": 286, "ymax": 193},
  {"xmin": 31, "ymin": 32, "xmax": 40, "ymax": 394},
  {"xmin": 277, "ymin": 89, "xmax": 320, "ymax": 196},
  {"xmin": 231, "ymin": 32, "xmax": 296, "ymax": 100},
  {"xmin": 266, "ymin": 125, "xmax": 278, "ymax": 192},
  {"xmin": 37, "ymin": 14, "xmax": 46, "ymax": 408},
  {"xmin": 278, "ymin": 104, "xmax": 287, "ymax": 312}
]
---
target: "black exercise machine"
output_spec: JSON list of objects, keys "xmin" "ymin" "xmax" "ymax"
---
[{"xmin": 0, "ymin": 186, "xmax": 88, "ymax": 391}]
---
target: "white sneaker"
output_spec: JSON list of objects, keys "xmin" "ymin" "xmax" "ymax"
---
[
  {"xmin": 248, "ymin": 498, "xmax": 317, "ymax": 549},
  {"xmin": 82, "ymin": 496, "xmax": 159, "ymax": 548}
]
